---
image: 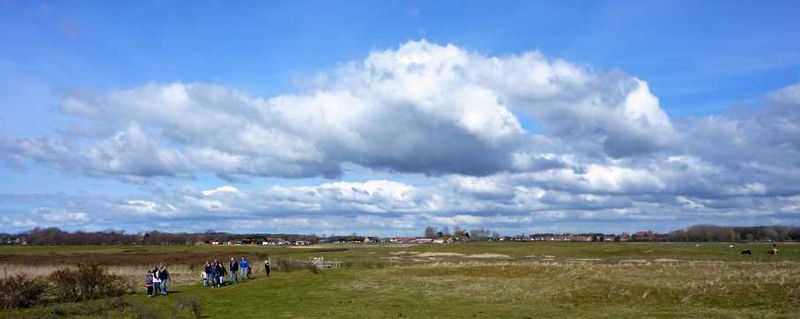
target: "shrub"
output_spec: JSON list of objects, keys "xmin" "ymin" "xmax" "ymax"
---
[
  {"xmin": 48, "ymin": 264, "xmax": 129, "ymax": 302},
  {"xmin": 790, "ymin": 290, "xmax": 800, "ymax": 304},
  {"xmin": 359, "ymin": 261, "xmax": 388, "ymax": 269},
  {"xmin": 175, "ymin": 298, "xmax": 203, "ymax": 318},
  {"xmin": 48, "ymin": 268, "xmax": 81, "ymax": 302},
  {"xmin": 270, "ymin": 259, "xmax": 315, "ymax": 272},
  {"xmin": 0, "ymin": 274, "xmax": 47, "ymax": 309},
  {"xmin": 107, "ymin": 297, "xmax": 131, "ymax": 311},
  {"xmin": 126, "ymin": 303, "xmax": 159, "ymax": 319}
]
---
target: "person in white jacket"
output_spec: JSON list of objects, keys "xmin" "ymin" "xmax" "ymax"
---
[{"xmin": 152, "ymin": 266, "xmax": 162, "ymax": 295}]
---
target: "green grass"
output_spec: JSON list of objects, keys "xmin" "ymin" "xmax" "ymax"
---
[
  {"xmin": 1, "ymin": 242, "xmax": 799, "ymax": 318},
  {"xmin": 2, "ymin": 241, "xmax": 795, "ymax": 260}
]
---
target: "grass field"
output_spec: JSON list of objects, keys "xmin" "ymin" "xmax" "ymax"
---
[{"xmin": 1, "ymin": 242, "xmax": 799, "ymax": 318}]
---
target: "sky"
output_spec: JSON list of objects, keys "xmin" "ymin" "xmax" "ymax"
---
[{"xmin": 0, "ymin": 0, "xmax": 799, "ymax": 236}]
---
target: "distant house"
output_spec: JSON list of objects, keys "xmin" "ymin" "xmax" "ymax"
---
[
  {"xmin": 432, "ymin": 237, "xmax": 453, "ymax": 244},
  {"xmin": 633, "ymin": 231, "xmax": 655, "ymax": 241},
  {"xmin": 393, "ymin": 237, "xmax": 416, "ymax": 244},
  {"xmin": 263, "ymin": 237, "xmax": 289, "ymax": 246}
]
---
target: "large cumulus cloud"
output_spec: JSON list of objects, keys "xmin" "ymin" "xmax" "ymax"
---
[
  {"xmin": 1, "ymin": 40, "xmax": 799, "ymax": 234},
  {"xmin": 2, "ymin": 40, "xmax": 673, "ymax": 179}
]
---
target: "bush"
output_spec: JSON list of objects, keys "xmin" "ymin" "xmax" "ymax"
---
[
  {"xmin": 175, "ymin": 298, "xmax": 203, "ymax": 318},
  {"xmin": 0, "ymin": 274, "xmax": 47, "ymax": 308},
  {"xmin": 270, "ymin": 259, "xmax": 315, "ymax": 272},
  {"xmin": 48, "ymin": 268, "xmax": 80, "ymax": 302},
  {"xmin": 48, "ymin": 264, "xmax": 129, "ymax": 302},
  {"xmin": 126, "ymin": 303, "xmax": 159, "ymax": 319}
]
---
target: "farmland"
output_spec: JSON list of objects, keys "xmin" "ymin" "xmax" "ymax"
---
[{"xmin": 1, "ymin": 242, "xmax": 799, "ymax": 318}]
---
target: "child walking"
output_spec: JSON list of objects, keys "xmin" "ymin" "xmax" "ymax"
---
[{"xmin": 145, "ymin": 271, "xmax": 154, "ymax": 298}]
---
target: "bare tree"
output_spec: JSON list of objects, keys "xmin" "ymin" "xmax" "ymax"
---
[
  {"xmin": 424, "ymin": 226, "xmax": 437, "ymax": 238},
  {"xmin": 453, "ymin": 226, "xmax": 465, "ymax": 239}
]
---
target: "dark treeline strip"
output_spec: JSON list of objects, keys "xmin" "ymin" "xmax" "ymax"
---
[
  {"xmin": 0, "ymin": 227, "xmax": 319, "ymax": 245},
  {"xmin": 1, "ymin": 224, "xmax": 799, "ymax": 245},
  {"xmin": 670, "ymin": 225, "xmax": 800, "ymax": 242}
]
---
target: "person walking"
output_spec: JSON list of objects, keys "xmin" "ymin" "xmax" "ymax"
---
[
  {"xmin": 217, "ymin": 261, "xmax": 227, "ymax": 286},
  {"xmin": 240, "ymin": 257, "xmax": 249, "ymax": 280},
  {"xmin": 203, "ymin": 261, "xmax": 212, "ymax": 287},
  {"xmin": 210, "ymin": 260, "xmax": 220, "ymax": 288},
  {"xmin": 159, "ymin": 266, "xmax": 170, "ymax": 295},
  {"xmin": 152, "ymin": 266, "xmax": 162, "ymax": 295},
  {"xmin": 264, "ymin": 259, "xmax": 270, "ymax": 279},
  {"xmin": 229, "ymin": 257, "xmax": 239, "ymax": 285},
  {"xmin": 145, "ymin": 271, "xmax": 154, "ymax": 298}
]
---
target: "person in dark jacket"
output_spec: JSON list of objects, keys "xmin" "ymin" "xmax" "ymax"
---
[
  {"xmin": 158, "ymin": 265, "xmax": 170, "ymax": 295},
  {"xmin": 218, "ymin": 261, "xmax": 227, "ymax": 286},
  {"xmin": 264, "ymin": 259, "xmax": 270, "ymax": 279},
  {"xmin": 229, "ymin": 257, "xmax": 239, "ymax": 285},
  {"xmin": 203, "ymin": 261, "xmax": 212, "ymax": 287},
  {"xmin": 210, "ymin": 260, "xmax": 220, "ymax": 288},
  {"xmin": 145, "ymin": 271, "xmax": 154, "ymax": 297}
]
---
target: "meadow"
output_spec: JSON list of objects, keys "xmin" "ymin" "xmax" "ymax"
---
[{"xmin": 1, "ymin": 241, "xmax": 798, "ymax": 318}]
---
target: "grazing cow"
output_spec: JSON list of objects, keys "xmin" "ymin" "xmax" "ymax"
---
[
  {"xmin": 768, "ymin": 248, "xmax": 778, "ymax": 256},
  {"xmin": 740, "ymin": 249, "xmax": 752, "ymax": 255}
]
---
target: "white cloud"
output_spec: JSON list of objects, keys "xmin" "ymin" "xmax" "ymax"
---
[
  {"xmin": 124, "ymin": 200, "xmax": 178, "ymax": 216},
  {"xmin": 42, "ymin": 211, "xmax": 89, "ymax": 223},
  {"xmin": 202, "ymin": 185, "xmax": 240, "ymax": 196},
  {"xmin": 1, "ymin": 216, "xmax": 38, "ymax": 228},
  {"xmin": 3, "ymin": 40, "xmax": 678, "ymax": 180},
  {"xmin": 3, "ymin": 123, "xmax": 187, "ymax": 180},
  {"xmin": 1, "ymin": 41, "xmax": 799, "ymax": 234}
]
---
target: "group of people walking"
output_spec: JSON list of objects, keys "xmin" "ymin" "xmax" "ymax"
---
[
  {"xmin": 201, "ymin": 257, "xmax": 270, "ymax": 288},
  {"xmin": 144, "ymin": 257, "xmax": 272, "ymax": 297},
  {"xmin": 144, "ymin": 265, "xmax": 171, "ymax": 298}
]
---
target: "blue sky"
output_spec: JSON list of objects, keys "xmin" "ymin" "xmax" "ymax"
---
[{"xmin": 1, "ymin": 0, "xmax": 799, "ymax": 235}]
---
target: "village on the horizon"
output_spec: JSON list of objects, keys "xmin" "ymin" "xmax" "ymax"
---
[{"xmin": 3, "ymin": 225, "xmax": 798, "ymax": 246}]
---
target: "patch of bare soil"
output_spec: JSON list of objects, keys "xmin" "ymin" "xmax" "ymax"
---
[
  {"xmin": 391, "ymin": 251, "xmax": 416, "ymax": 255},
  {"xmin": 416, "ymin": 252, "xmax": 465, "ymax": 258},
  {"xmin": 566, "ymin": 258, "xmax": 602, "ymax": 263},
  {"xmin": 653, "ymin": 258, "xmax": 680, "ymax": 263},
  {"xmin": 465, "ymin": 253, "xmax": 511, "ymax": 259}
]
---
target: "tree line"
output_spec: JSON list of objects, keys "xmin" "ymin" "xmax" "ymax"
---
[
  {"xmin": 423, "ymin": 226, "xmax": 500, "ymax": 239},
  {"xmin": 0, "ymin": 227, "xmax": 320, "ymax": 245},
  {"xmin": 2, "ymin": 224, "xmax": 799, "ymax": 245},
  {"xmin": 669, "ymin": 225, "xmax": 800, "ymax": 242}
]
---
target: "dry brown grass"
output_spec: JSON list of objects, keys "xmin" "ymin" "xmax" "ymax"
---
[
  {"xmin": 0, "ymin": 263, "xmax": 201, "ymax": 290},
  {"xmin": 342, "ymin": 260, "xmax": 800, "ymax": 315}
]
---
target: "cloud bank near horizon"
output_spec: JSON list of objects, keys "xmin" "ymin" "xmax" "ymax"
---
[{"xmin": 1, "ymin": 41, "xmax": 799, "ymax": 235}]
